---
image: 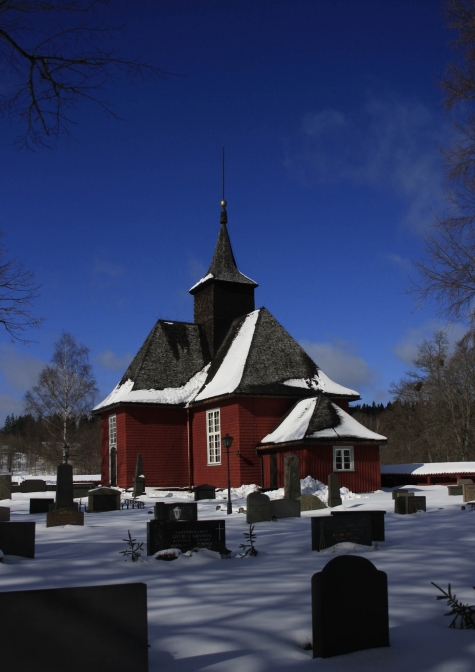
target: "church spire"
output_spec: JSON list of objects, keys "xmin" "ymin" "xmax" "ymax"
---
[{"xmin": 220, "ymin": 146, "xmax": 227, "ymax": 225}]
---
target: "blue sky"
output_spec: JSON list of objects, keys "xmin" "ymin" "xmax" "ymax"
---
[{"xmin": 0, "ymin": 0, "xmax": 465, "ymax": 424}]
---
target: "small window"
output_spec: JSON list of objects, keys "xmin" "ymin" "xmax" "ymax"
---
[
  {"xmin": 333, "ymin": 446, "xmax": 354, "ymax": 471},
  {"xmin": 206, "ymin": 409, "xmax": 221, "ymax": 465},
  {"xmin": 109, "ymin": 415, "xmax": 117, "ymax": 450}
]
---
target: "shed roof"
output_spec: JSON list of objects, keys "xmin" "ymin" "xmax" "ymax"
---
[{"xmin": 380, "ymin": 462, "xmax": 475, "ymax": 475}]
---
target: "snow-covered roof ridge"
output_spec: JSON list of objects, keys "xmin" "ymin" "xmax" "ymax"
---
[
  {"xmin": 381, "ymin": 462, "xmax": 475, "ymax": 475},
  {"xmin": 260, "ymin": 397, "xmax": 386, "ymax": 444}
]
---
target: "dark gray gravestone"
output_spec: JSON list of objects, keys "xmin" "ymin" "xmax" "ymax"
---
[
  {"xmin": 407, "ymin": 496, "xmax": 426, "ymax": 513},
  {"xmin": 246, "ymin": 492, "xmax": 271, "ymax": 523},
  {"xmin": 311, "ymin": 515, "xmax": 372, "ymax": 551},
  {"xmin": 0, "ymin": 506, "xmax": 10, "ymax": 521},
  {"xmin": 154, "ymin": 501, "xmax": 198, "ymax": 522},
  {"xmin": 391, "ymin": 489, "xmax": 414, "ymax": 500},
  {"xmin": 312, "ymin": 555, "xmax": 389, "ymax": 658},
  {"xmin": 284, "ymin": 454, "xmax": 300, "ymax": 499},
  {"xmin": 270, "ymin": 498, "xmax": 301, "ymax": 519},
  {"xmin": 133, "ymin": 453, "xmax": 146, "ymax": 497},
  {"xmin": 331, "ymin": 510, "xmax": 386, "ymax": 542},
  {"xmin": 0, "ymin": 583, "xmax": 148, "ymax": 672},
  {"xmin": 463, "ymin": 483, "xmax": 475, "ymax": 502},
  {"xmin": 46, "ymin": 508, "xmax": 84, "ymax": 527},
  {"xmin": 298, "ymin": 494, "xmax": 327, "ymax": 511},
  {"xmin": 327, "ymin": 473, "xmax": 342, "ymax": 508},
  {"xmin": 72, "ymin": 483, "xmax": 94, "ymax": 498},
  {"xmin": 20, "ymin": 479, "xmax": 47, "ymax": 493},
  {"xmin": 0, "ymin": 521, "xmax": 35, "ymax": 558},
  {"xmin": 0, "ymin": 474, "xmax": 12, "ymax": 500},
  {"xmin": 147, "ymin": 520, "xmax": 226, "ymax": 555},
  {"xmin": 447, "ymin": 485, "xmax": 463, "ymax": 496},
  {"xmin": 194, "ymin": 484, "xmax": 216, "ymax": 500},
  {"xmin": 55, "ymin": 463, "xmax": 75, "ymax": 510},
  {"xmin": 29, "ymin": 498, "xmax": 55, "ymax": 514},
  {"xmin": 88, "ymin": 487, "xmax": 121, "ymax": 512}
]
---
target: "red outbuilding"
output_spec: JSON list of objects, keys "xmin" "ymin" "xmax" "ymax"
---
[{"xmin": 93, "ymin": 200, "xmax": 386, "ymax": 492}]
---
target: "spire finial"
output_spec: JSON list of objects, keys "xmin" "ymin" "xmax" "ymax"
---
[{"xmin": 220, "ymin": 146, "xmax": 227, "ymax": 224}]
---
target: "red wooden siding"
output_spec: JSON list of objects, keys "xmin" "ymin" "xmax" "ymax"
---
[{"xmin": 262, "ymin": 444, "xmax": 381, "ymax": 492}]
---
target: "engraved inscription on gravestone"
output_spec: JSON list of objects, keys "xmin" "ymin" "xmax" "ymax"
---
[
  {"xmin": 331, "ymin": 510, "xmax": 386, "ymax": 542},
  {"xmin": 246, "ymin": 493, "xmax": 271, "ymax": 524},
  {"xmin": 312, "ymin": 555, "xmax": 389, "ymax": 658},
  {"xmin": 284, "ymin": 454, "xmax": 300, "ymax": 500},
  {"xmin": 147, "ymin": 520, "xmax": 227, "ymax": 555},
  {"xmin": 311, "ymin": 515, "xmax": 372, "ymax": 551},
  {"xmin": 463, "ymin": 483, "xmax": 475, "ymax": 502},
  {"xmin": 407, "ymin": 496, "xmax": 426, "ymax": 514},
  {"xmin": 46, "ymin": 508, "xmax": 84, "ymax": 528}
]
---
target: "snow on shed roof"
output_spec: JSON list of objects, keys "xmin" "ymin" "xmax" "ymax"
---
[
  {"xmin": 194, "ymin": 308, "xmax": 360, "ymax": 402},
  {"xmin": 260, "ymin": 396, "xmax": 387, "ymax": 445},
  {"xmin": 380, "ymin": 462, "xmax": 475, "ymax": 475}
]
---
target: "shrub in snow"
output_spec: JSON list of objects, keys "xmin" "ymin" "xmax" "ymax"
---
[
  {"xmin": 120, "ymin": 530, "xmax": 144, "ymax": 562},
  {"xmin": 432, "ymin": 582, "xmax": 475, "ymax": 629},
  {"xmin": 239, "ymin": 524, "xmax": 258, "ymax": 557}
]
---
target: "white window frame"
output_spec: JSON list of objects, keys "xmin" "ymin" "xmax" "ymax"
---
[
  {"xmin": 109, "ymin": 414, "xmax": 117, "ymax": 451},
  {"xmin": 206, "ymin": 408, "xmax": 221, "ymax": 465},
  {"xmin": 333, "ymin": 446, "xmax": 354, "ymax": 472}
]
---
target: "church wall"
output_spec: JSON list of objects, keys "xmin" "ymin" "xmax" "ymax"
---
[{"xmin": 261, "ymin": 444, "xmax": 381, "ymax": 492}]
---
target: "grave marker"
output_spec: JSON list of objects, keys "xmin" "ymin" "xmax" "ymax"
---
[
  {"xmin": 391, "ymin": 489, "xmax": 414, "ymax": 500},
  {"xmin": 246, "ymin": 492, "xmax": 271, "ymax": 523},
  {"xmin": 0, "ymin": 521, "xmax": 35, "ymax": 558},
  {"xmin": 284, "ymin": 454, "xmax": 300, "ymax": 499},
  {"xmin": 311, "ymin": 515, "xmax": 372, "ymax": 551},
  {"xmin": 133, "ymin": 453, "xmax": 146, "ymax": 497},
  {"xmin": 463, "ymin": 483, "xmax": 475, "ymax": 502},
  {"xmin": 193, "ymin": 484, "xmax": 216, "ymax": 500},
  {"xmin": 88, "ymin": 486, "xmax": 121, "ymax": 512},
  {"xmin": 312, "ymin": 555, "xmax": 389, "ymax": 658},
  {"xmin": 0, "ymin": 506, "xmax": 10, "ymax": 522},
  {"xmin": 298, "ymin": 494, "xmax": 327, "ymax": 511},
  {"xmin": 154, "ymin": 501, "xmax": 198, "ymax": 522},
  {"xmin": 46, "ymin": 508, "xmax": 84, "ymax": 527},
  {"xmin": 270, "ymin": 498, "xmax": 301, "ymax": 519},
  {"xmin": 395, "ymin": 495, "xmax": 426, "ymax": 514},
  {"xmin": 54, "ymin": 462, "xmax": 76, "ymax": 510},
  {"xmin": 0, "ymin": 583, "xmax": 149, "ymax": 672},
  {"xmin": 30, "ymin": 498, "xmax": 55, "ymax": 514},
  {"xmin": 447, "ymin": 485, "xmax": 463, "ymax": 496},
  {"xmin": 147, "ymin": 519, "xmax": 227, "ymax": 555},
  {"xmin": 457, "ymin": 478, "xmax": 473, "ymax": 486},
  {"xmin": 20, "ymin": 479, "xmax": 47, "ymax": 493},
  {"xmin": 327, "ymin": 473, "xmax": 342, "ymax": 508},
  {"xmin": 0, "ymin": 474, "xmax": 12, "ymax": 500},
  {"xmin": 330, "ymin": 510, "xmax": 386, "ymax": 541}
]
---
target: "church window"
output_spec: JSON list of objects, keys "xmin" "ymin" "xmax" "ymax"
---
[
  {"xmin": 109, "ymin": 415, "xmax": 117, "ymax": 450},
  {"xmin": 333, "ymin": 446, "xmax": 354, "ymax": 471},
  {"xmin": 206, "ymin": 409, "xmax": 221, "ymax": 464}
]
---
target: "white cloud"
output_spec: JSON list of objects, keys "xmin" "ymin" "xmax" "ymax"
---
[
  {"xmin": 284, "ymin": 94, "xmax": 450, "ymax": 232},
  {"xmin": 393, "ymin": 321, "xmax": 467, "ymax": 365},
  {"xmin": 300, "ymin": 338, "xmax": 380, "ymax": 393},
  {"xmin": 384, "ymin": 253, "xmax": 413, "ymax": 274},
  {"xmin": 95, "ymin": 350, "xmax": 133, "ymax": 372}
]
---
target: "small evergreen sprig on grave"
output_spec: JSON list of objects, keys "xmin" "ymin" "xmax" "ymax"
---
[
  {"xmin": 432, "ymin": 582, "xmax": 475, "ymax": 629},
  {"xmin": 120, "ymin": 530, "xmax": 144, "ymax": 562},
  {"xmin": 239, "ymin": 524, "xmax": 258, "ymax": 557}
]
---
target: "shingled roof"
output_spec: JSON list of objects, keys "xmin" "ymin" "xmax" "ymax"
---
[
  {"xmin": 258, "ymin": 396, "xmax": 387, "ymax": 446},
  {"xmin": 193, "ymin": 308, "xmax": 360, "ymax": 402},
  {"xmin": 189, "ymin": 220, "xmax": 257, "ymax": 293},
  {"xmin": 93, "ymin": 320, "xmax": 211, "ymax": 410}
]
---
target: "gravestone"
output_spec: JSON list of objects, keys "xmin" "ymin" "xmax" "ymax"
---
[
  {"xmin": 0, "ymin": 506, "xmax": 10, "ymax": 521},
  {"xmin": 284, "ymin": 453, "xmax": 301, "ymax": 499},
  {"xmin": 55, "ymin": 463, "xmax": 76, "ymax": 510},
  {"xmin": 447, "ymin": 485, "xmax": 463, "ymax": 496},
  {"xmin": 391, "ymin": 489, "xmax": 414, "ymax": 500},
  {"xmin": 30, "ymin": 498, "xmax": 55, "ymax": 514},
  {"xmin": 327, "ymin": 473, "xmax": 342, "ymax": 508},
  {"xmin": 133, "ymin": 453, "xmax": 146, "ymax": 497},
  {"xmin": 395, "ymin": 495, "xmax": 426, "ymax": 514},
  {"xmin": 246, "ymin": 492, "xmax": 271, "ymax": 523},
  {"xmin": 154, "ymin": 501, "xmax": 198, "ymax": 522},
  {"xmin": 457, "ymin": 478, "xmax": 473, "ymax": 486},
  {"xmin": 331, "ymin": 510, "xmax": 386, "ymax": 542},
  {"xmin": 463, "ymin": 483, "xmax": 475, "ymax": 502},
  {"xmin": 20, "ymin": 479, "xmax": 47, "ymax": 493},
  {"xmin": 0, "ymin": 583, "xmax": 148, "ymax": 672},
  {"xmin": 312, "ymin": 555, "xmax": 389, "ymax": 658},
  {"xmin": 46, "ymin": 508, "xmax": 84, "ymax": 527},
  {"xmin": 311, "ymin": 515, "xmax": 372, "ymax": 551},
  {"xmin": 147, "ymin": 520, "xmax": 227, "ymax": 555},
  {"xmin": 270, "ymin": 498, "xmax": 301, "ymax": 519},
  {"xmin": 0, "ymin": 521, "xmax": 35, "ymax": 558},
  {"xmin": 298, "ymin": 494, "xmax": 327, "ymax": 511},
  {"xmin": 88, "ymin": 486, "xmax": 121, "ymax": 512},
  {"xmin": 72, "ymin": 483, "xmax": 94, "ymax": 498},
  {"xmin": 0, "ymin": 474, "xmax": 12, "ymax": 500},
  {"xmin": 193, "ymin": 484, "xmax": 216, "ymax": 500}
]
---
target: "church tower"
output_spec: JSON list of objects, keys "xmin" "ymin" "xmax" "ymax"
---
[{"xmin": 189, "ymin": 200, "xmax": 258, "ymax": 357}]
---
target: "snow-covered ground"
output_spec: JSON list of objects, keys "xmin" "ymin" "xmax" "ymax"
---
[{"xmin": 1, "ymin": 480, "xmax": 475, "ymax": 671}]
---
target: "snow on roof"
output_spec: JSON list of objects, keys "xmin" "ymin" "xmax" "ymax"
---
[
  {"xmin": 93, "ymin": 364, "xmax": 210, "ymax": 410},
  {"xmin": 380, "ymin": 462, "xmax": 475, "ymax": 475},
  {"xmin": 194, "ymin": 311, "xmax": 259, "ymax": 401},
  {"xmin": 188, "ymin": 273, "xmax": 214, "ymax": 292},
  {"xmin": 261, "ymin": 397, "xmax": 386, "ymax": 444},
  {"xmin": 283, "ymin": 369, "xmax": 359, "ymax": 397}
]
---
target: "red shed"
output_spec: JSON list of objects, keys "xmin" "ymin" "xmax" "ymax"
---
[{"xmin": 93, "ymin": 200, "xmax": 386, "ymax": 492}]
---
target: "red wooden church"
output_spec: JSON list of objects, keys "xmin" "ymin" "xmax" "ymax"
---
[{"xmin": 94, "ymin": 200, "xmax": 386, "ymax": 492}]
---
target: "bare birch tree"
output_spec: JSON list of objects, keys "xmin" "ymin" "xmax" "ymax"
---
[
  {"xmin": 0, "ymin": 0, "xmax": 168, "ymax": 148},
  {"xmin": 25, "ymin": 331, "xmax": 98, "ymax": 457}
]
